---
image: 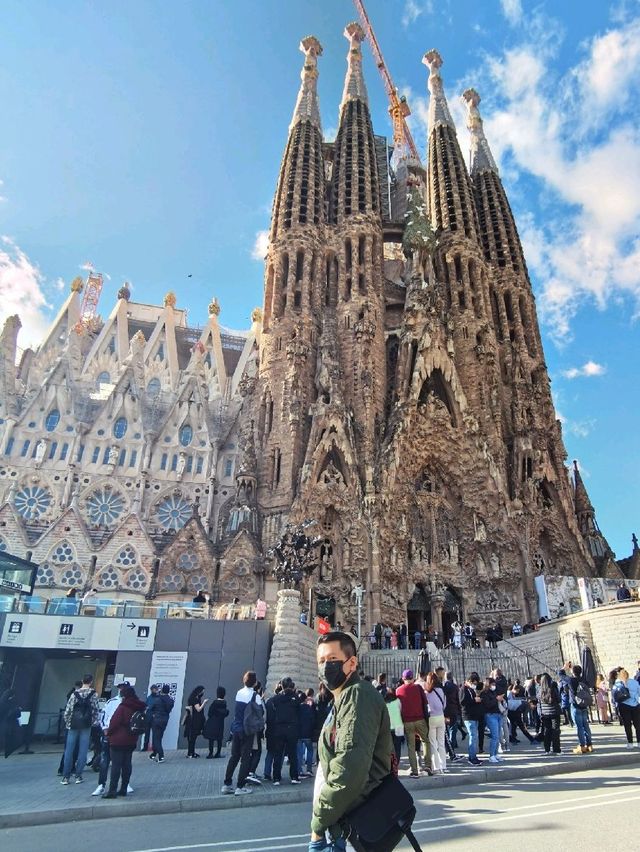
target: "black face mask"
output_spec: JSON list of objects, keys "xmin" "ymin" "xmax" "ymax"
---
[{"xmin": 318, "ymin": 658, "xmax": 350, "ymax": 691}]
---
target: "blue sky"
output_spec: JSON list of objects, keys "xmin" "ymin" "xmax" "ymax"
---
[{"xmin": 0, "ymin": 0, "xmax": 637, "ymax": 558}]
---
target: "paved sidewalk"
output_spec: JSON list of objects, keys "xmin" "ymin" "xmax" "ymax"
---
[{"xmin": 0, "ymin": 725, "xmax": 637, "ymax": 828}]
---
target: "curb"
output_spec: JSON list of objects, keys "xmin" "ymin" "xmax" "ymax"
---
[{"xmin": 1, "ymin": 751, "xmax": 638, "ymax": 829}]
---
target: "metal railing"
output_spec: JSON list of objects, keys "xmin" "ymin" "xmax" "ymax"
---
[{"xmin": 0, "ymin": 594, "xmax": 258, "ymax": 621}]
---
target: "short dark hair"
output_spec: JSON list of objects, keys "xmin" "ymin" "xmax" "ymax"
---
[
  {"xmin": 281, "ymin": 677, "xmax": 295, "ymax": 690},
  {"xmin": 243, "ymin": 671, "xmax": 257, "ymax": 688},
  {"xmin": 306, "ymin": 688, "xmax": 315, "ymax": 697},
  {"xmin": 317, "ymin": 631, "xmax": 356, "ymax": 658},
  {"xmin": 216, "ymin": 686, "xmax": 226, "ymax": 699},
  {"xmin": 572, "ymin": 664, "xmax": 583, "ymax": 677},
  {"xmin": 378, "ymin": 673, "xmax": 387, "ymax": 682},
  {"xmin": 82, "ymin": 674, "xmax": 93, "ymax": 685}
]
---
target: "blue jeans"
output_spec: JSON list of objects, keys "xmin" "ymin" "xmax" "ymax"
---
[
  {"xmin": 297, "ymin": 738, "xmax": 314, "ymax": 773},
  {"xmin": 464, "ymin": 719, "xmax": 478, "ymax": 761},
  {"xmin": 572, "ymin": 706, "xmax": 592, "ymax": 746},
  {"xmin": 63, "ymin": 727, "xmax": 91, "ymax": 779},
  {"xmin": 485, "ymin": 713, "xmax": 501, "ymax": 758}
]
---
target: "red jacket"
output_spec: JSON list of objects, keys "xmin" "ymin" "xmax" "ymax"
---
[
  {"xmin": 107, "ymin": 694, "xmax": 146, "ymax": 747},
  {"xmin": 396, "ymin": 682, "xmax": 427, "ymax": 723}
]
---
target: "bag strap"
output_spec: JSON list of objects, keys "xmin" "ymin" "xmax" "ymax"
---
[{"xmin": 403, "ymin": 827, "xmax": 424, "ymax": 852}]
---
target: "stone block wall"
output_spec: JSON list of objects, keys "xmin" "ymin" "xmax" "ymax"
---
[
  {"xmin": 265, "ymin": 588, "xmax": 318, "ymax": 693},
  {"xmin": 502, "ymin": 601, "xmax": 640, "ymax": 677}
]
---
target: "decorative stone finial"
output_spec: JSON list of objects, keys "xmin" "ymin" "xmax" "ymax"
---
[
  {"xmin": 70, "ymin": 276, "xmax": 84, "ymax": 293},
  {"xmin": 208, "ymin": 297, "xmax": 221, "ymax": 317},
  {"xmin": 422, "ymin": 48, "xmax": 455, "ymax": 131},
  {"xmin": 290, "ymin": 35, "xmax": 323, "ymax": 131},
  {"xmin": 118, "ymin": 282, "xmax": 131, "ymax": 301},
  {"xmin": 340, "ymin": 22, "xmax": 368, "ymax": 109},
  {"xmin": 251, "ymin": 307, "xmax": 263, "ymax": 323},
  {"xmin": 462, "ymin": 88, "xmax": 498, "ymax": 176},
  {"xmin": 163, "ymin": 291, "xmax": 177, "ymax": 308}
]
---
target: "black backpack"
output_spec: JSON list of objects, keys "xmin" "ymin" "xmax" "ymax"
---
[
  {"xmin": 129, "ymin": 710, "xmax": 147, "ymax": 736},
  {"xmin": 70, "ymin": 691, "xmax": 94, "ymax": 730},
  {"xmin": 243, "ymin": 692, "xmax": 265, "ymax": 736}
]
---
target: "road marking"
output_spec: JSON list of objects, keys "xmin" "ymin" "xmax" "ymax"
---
[{"xmin": 130, "ymin": 788, "xmax": 640, "ymax": 852}]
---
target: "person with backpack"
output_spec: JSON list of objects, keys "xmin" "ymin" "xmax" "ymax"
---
[
  {"xmin": 222, "ymin": 670, "xmax": 264, "ymax": 796},
  {"xmin": 60, "ymin": 674, "xmax": 100, "ymax": 786},
  {"xmin": 268, "ymin": 677, "xmax": 302, "ymax": 786},
  {"xmin": 148, "ymin": 684, "xmax": 174, "ymax": 762},
  {"xmin": 203, "ymin": 686, "xmax": 229, "ymax": 758},
  {"xmin": 102, "ymin": 685, "xmax": 146, "ymax": 798},
  {"xmin": 569, "ymin": 664, "xmax": 594, "ymax": 754},
  {"xmin": 92, "ymin": 680, "xmax": 131, "ymax": 797},
  {"xmin": 612, "ymin": 668, "xmax": 640, "ymax": 748}
]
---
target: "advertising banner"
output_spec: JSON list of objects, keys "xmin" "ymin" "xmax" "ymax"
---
[{"xmin": 147, "ymin": 651, "xmax": 188, "ymax": 749}]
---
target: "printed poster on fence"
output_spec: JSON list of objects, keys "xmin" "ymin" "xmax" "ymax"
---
[{"xmin": 147, "ymin": 651, "xmax": 188, "ymax": 749}]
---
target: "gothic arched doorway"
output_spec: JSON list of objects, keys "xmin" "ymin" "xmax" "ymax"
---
[
  {"xmin": 441, "ymin": 586, "xmax": 463, "ymax": 644},
  {"xmin": 407, "ymin": 584, "xmax": 429, "ymax": 635}
]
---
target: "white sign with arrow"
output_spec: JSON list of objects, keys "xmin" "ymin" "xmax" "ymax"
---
[{"xmin": 117, "ymin": 618, "xmax": 156, "ymax": 651}]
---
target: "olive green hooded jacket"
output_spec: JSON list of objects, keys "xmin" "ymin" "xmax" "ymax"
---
[{"xmin": 311, "ymin": 673, "xmax": 394, "ymax": 836}]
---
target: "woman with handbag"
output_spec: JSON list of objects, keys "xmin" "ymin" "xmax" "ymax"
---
[{"xmin": 612, "ymin": 669, "xmax": 640, "ymax": 747}]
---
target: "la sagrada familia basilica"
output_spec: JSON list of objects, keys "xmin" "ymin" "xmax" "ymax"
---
[{"xmin": 0, "ymin": 24, "xmax": 632, "ymax": 635}]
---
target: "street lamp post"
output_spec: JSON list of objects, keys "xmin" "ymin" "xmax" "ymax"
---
[{"xmin": 351, "ymin": 582, "xmax": 366, "ymax": 639}]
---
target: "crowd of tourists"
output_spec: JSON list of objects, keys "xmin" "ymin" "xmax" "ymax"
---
[{"xmin": 41, "ymin": 653, "xmax": 640, "ymax": 803}]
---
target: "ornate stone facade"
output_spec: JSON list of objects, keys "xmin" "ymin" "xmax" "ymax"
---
[{"xmin": 0, "ymin": 27, "xmax": 632, "ymax": 630}]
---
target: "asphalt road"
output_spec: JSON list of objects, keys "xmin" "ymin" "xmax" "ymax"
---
[{"xmin": 5, "ymin": 765, "xmax": 639, "ymax": 851}]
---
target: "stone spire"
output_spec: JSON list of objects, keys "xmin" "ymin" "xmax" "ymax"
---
[
  {"xmin": 462, "ymin": 88, "xmax": 498, "ymax": 176},
  {"xmin": 423, "ymin": 49, "xmax": 455, "ymax": 132},
  {"xmin": 329, "ymin": 22, "xmax": 380, "ymax": 224},
  {"xmin": 573, "ymin": 460, "xmax": 594, "ymax": 520},
  {"xmin": 340, "ymin": 22, "xmax": 368, "ymax": 111},
  {"xmin": 422, "ymin": 49, "xmax": 478, "ymax": 240},
  {"xmin": 290, "ymin": 36, "xmax": 323, "ymax": 132}
]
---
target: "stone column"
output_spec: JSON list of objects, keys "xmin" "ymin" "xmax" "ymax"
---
[{"xmin": 430, "ymin": 592, "xmax": 445, "ymax": 634}]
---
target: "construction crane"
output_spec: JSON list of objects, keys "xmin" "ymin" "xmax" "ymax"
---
[
  {"xmin": 352, "ymin": 0, "xmax": 421, "ymax": 163},
  {"xmin": 79, "ymin": 267, "xmax": 104, "ymax": 326}
]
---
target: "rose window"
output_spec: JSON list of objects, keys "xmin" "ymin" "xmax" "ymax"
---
[
  {"xmin": 60, "ymin": 566, "xmax": 84, "ymax": 587},
  {"xmin": 86, "ymin": 487, "xmax": 126, "ymax": 526},
  {"xmin": 160, "ymin": 573, "xmax": 183, "ymax": 592},
  {"xmin": 115, "ymin": 546, "xmax": 138, "ymax": 567},
  {"xmin": 126, "ymin": 569, "xmax": 148, "ymax": 591},
  {"xmin": 177, "ymin": 552, "xmax": 199, "ymax": 572},
  {"xmin": 187, "ymin": 574, "xmax": 209, "ymax": 594},
  {"xmin": 155, "ymin": 494, "xmax": 192, "ymax": 532},
  {"xmin": 50, "ymin": 541, "xmax": 74, "ymax": 563},
  {"xmin": 14, "ymin": 485, "xmax": 52, "ymax": 520},
  {"xmin": 36, "ymin": 564, "xmax": 55, "ymax": 585},
  {"xmin": 97, "ymin": 567, "xmax": 119, "ymax": 590}
]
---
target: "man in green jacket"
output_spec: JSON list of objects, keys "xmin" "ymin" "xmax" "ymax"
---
[{"xmin": 310, "ymin": 631, "xmax": 394, "ymax": 849}]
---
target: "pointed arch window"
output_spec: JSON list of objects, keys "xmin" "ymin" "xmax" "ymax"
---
[
  {"xmin": 146, "ymin": 378, "xmax": 161, "ymax": 398},
  {"xmin": 45, "ymin": 409, "xmax": 60, "ymax": 432},
  {"xmin": 97, "ymin": 371, "xmax": 110, "ymax": 385},
  {"xmin": 179, "ymin": 424, "xmax": 193, "ymax": 447},
  {"xmin": 0, "ymin": 536, "xmax": 7, "ymax": 552},
  {"xmin": 113, "ymin": 417, "xmax": 128, "ymax": 439}
]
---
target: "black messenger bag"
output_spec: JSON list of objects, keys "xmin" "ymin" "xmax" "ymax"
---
[{"xmin": 344, "ymin": 773, "xmax": 423, "ymax": 852}]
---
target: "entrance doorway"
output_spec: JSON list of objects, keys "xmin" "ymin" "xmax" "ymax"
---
[
  {"xmin": 441, "ymin": 587, "xmax": 463, "ymax": 644},
  {"xmin": 407, "ymin": 585, "xmax": 429, "ymax": 637}
]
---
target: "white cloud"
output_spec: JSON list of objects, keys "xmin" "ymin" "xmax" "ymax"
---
[
  {"xmin": 0, "ymin": 236, "xmax": 51, "ymax": 350},
  {"xmin": 323, "ymin": 127, "xmax": 337, "ymax": 143},
  {"xmin": 251, "ymin": 229, "xmax": 269, "ymax": 261},
  {"xmin": 402, "ymin": 0, "xmax": 433, "ymax": 29},
  {"xmin": 460, "ymin": 12, "xmax": 640, "ymax": 341},
  {"xmin": 562, "ymin": 361, "xmax": 606, "ymax": 379},
  {"xmin": 500, "ymin": 0, "xmax": 523, "ymax": 26}
]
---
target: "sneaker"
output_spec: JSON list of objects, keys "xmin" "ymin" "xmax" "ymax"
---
[
  {"xmin": 263, "ymin": 775, "xmax": 272, "ymax": 781},
  {"xmin": 158, "ymin": 757, "xmax": 165, "ymax": 763},
  {"xmin": 246, "ymin": 775, "xmax": 262, "ymax": 785},
  {"xmin": 75, "ymin": 776, "xmax": 84, "ymax": 784},
  {"xmin": 572, "ymin": 745, "xmax": 585, "ymax": 754},
  {"xmin": 149, "ymin": 754, "xmax": 156, "ymax": 761},
  {"xmin": 626, "ymin": 743, "xmax": 634, "ymax": 749},
  {"xmin": 221, "ymin": 785, "xmax": 234, "ymax": 795},
  {"xmin": 468, "ymin": 758, "xmax": 483, "ymax": 766},
  {"xmin": 60, "ymin": 778, "xmax": 70, "ymax": 785},
  {"xmin": 127, "ymin": 785, "xmax": 134, "ymax": 793},
  {"xmin": 489, "ymin": 756, "xmax": 500, "ymax": 764},
  {"xmin": 291, "ymin": 779, "xmax": 301, "ymax": 784},
  {"xmin": 408, "ymin": 772, "xmax": 419, "ymax": 778},
  {"xmin": 91, "ymin": 784, "xmax": 105, "ymax": 796},
  {"xmin": 234, "ymin": 786, "xmax": 252, "ymax": 796},
  {"xmin": 273, "ymin": 781, "xmax": 281, "ymax": 786}
]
